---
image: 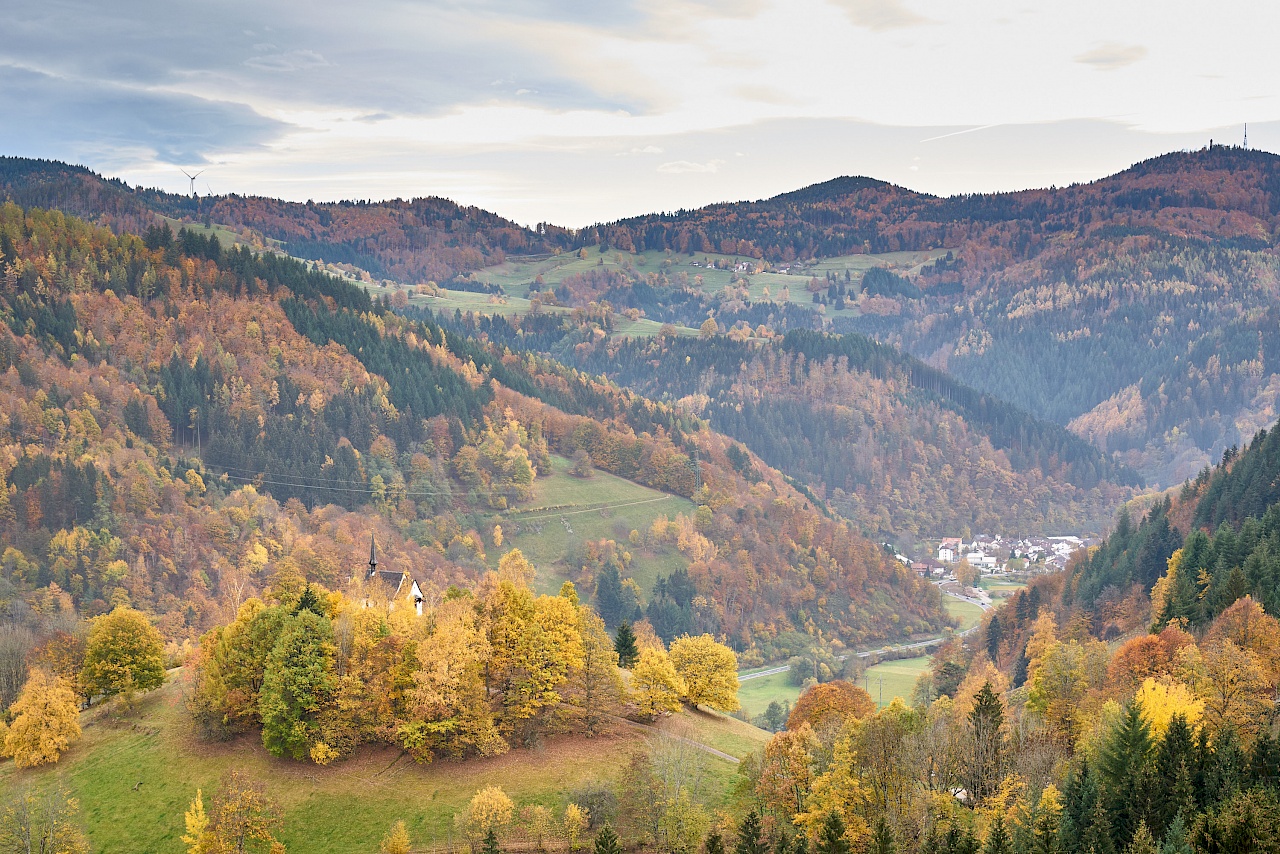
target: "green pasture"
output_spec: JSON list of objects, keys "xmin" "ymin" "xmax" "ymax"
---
[{"xmin": 492, "ymin": 455, "xmax": 696, "ymax": 597}]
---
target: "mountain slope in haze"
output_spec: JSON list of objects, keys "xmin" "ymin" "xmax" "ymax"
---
[
  {"xmin": 0, "ymin": 202, "xmax": 947, "ymax": 676},
  {"xmin": 447, "ymin": 306, "xmax": 1136, "ymax": 541},
  {"xmin": 596, "ymin": 147, "xmax": 1280, "ymax": 486}
]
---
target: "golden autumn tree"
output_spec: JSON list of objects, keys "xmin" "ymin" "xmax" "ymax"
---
[
  {"xmin": 0, "ymin": 786, "xmax": 89, "ymax": 854},
  {"xmin": 668, "ymin": 634, "xmax": 739, "ymax": 712},
  {"xmin": 80, "ymin": 605, "xmax": 166, "ymax": 700},
  {"xmin": 379, "ymin": 820, "xmax": 412, "ymax": 854},
  {"xmin": 755, "ymin": 724, "xmax": 819, "ymax": 819},
  {"xmin": 630, "ymin": 647, "xmax": 685, "ymax": 720},
  {"xmin": 1134, "ymin": 678, "xmax": 1204, "ymax": 738},
  {"xmin": 402, "ymin": 596, "xmax": 504, "ymax": 760},
  {"xmin": 3, "ymin": 669, "xmax": 82, "ymax": 768},
  {"xmin": 788, "ymin": 681, "xmax": 876, "ymax": 733},
  {"xmin": 182, "ymin": 770, "xmax": 285, "ymax": 854},
  {"xmin": 458, "ymin": 785, "xmax": 514, "ymax": 844}
]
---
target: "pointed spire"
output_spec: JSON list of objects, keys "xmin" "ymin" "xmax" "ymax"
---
[{"xmin": 368, "ymin": 535, "xmax": 378, "ymax": 572}]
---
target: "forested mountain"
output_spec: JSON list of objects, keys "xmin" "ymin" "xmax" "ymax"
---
[
  {"xmin": 0, "ymin": 157, "xmax": 576, "ymax": 284},
  {"xmin": 1057, "ymin": 422, "xmax": 1280, "ymax": 642},
  {"xmin": 593, "ymin": 147, "xmax": 1280, "ymax": 486},
  {"xmin": 439, "ymin": 307, "xmax": 1135, "ymax": 540},
  {"xmin": 9, "ymin": 148, "xmax": 1280, "ymax": 497},
  {"xmin": 0, "ymin": 202, "xmax": 948, "ymax": 687}
]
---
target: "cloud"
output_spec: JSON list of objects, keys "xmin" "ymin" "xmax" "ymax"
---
[
  {"xmin": 243, "ymin": 49, "xmax": 330, "ymax": 72},
  {"xmin": 828, "ymin": 0, "xmax": 924, "ymax": 31},
  {"xmin": 0, "ymin": 63, "xmax": 287, "ymax": 166},
  {"xmin": 735, "ymin": 85, "xmax": 800, "ymax": 106},
  {"xmin": 1075, "ymin": 42, "xmax": 1148, "ymax": 71},
  {"xmin": 657, "ymin": 159, "xmax": 724, "ymax": 173}
]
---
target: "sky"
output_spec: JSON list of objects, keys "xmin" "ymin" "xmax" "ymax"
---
[{"xmin": 3, "ymin": 0, "xmax": 1278, "ymax": 227}]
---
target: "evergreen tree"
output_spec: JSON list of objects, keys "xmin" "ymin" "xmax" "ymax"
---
[
  {"xmin": 595, "ymin": 823, "xmax": 623, "ymax": 854},
  {"xmin": 966, "ymin": 681, "xmax": 1006, "ymax": 803},
  {"xmin": 1059, "ymin": 760, "xmax": 1100, "ymax": 854},
  {"xmin": 1153, "ymin": 715, "xmax": 1197, "ymax": 836},
  {"xmin": 735, "ymin": 809, "xmax": 767, "ymax": 854},
  {"xmin": 869, "ymin": 818, "xmax": 895, "ymax": 854},
  {"xmin": 1080, "ymin": 797, "xmax": 1116, "ymax": 854},
  {"xmin": 1159, "ymin": 814, "xmax": 1192, "ymax": 854},
  {"xmin": 482, "ymin": 828, "xmax": 502, "ymax": 854},
  {"xmin": 1124, "ymin": 822, "xmax": 1157, "ymax": 854},
  {"xmin": 1204, "ymin": 725, "xmax": 1245, "ymax": 806},
  {"xmin": 1249, "ymin": 730, "xmax": 1280, "ymax": 790},
  {"xmin": 1098, "ymin": 702, "xmax": 1154, "ymax": 844},
  {"xmin": 982, "ymin": 817, "xmax": 1011, "ymax": 854},
  {"xmin": 790, "ymin": 832, "xmax": 809, "ymax": 854},
  {"xmin": 814, "ymin": 812, "xmax": 849, "ymax": 854},
  {"xmin": 942, "ymin": 824, "xmax": 979, "ymax": 854},
  {"xmin": 614, "ymin": 622, "xmax": 640, "ymax": 669},
  {"xmin": 985, "ymin": 614, "xmax": 1004, "ymax": 663}
]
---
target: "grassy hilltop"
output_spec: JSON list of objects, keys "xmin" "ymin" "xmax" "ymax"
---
[{"xmin": 0, "ymin": 676, "xmax": 768, "ymax": 853}]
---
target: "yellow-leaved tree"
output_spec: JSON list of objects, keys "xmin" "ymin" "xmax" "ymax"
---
[
  {"xmin": 80, "ymin": 605, "xmax": 166, "ymax": 701},
  {"xmin": 380, "ymin": 820, "xmax": 412, "ymax": 854},
  {"xmin": 3, "ymin": 668, "xmax": 82, "ymax": 767},
  {"xmin": 1134, "ymin": 677, "xmax": 1204, "ymax": 737},
  {"xmin": 563, "ymin": 803, "xmax": 590, "ymax": 851},
  {"xmin": 457, "ymin": 785, "xmax": 514, "ymax": 844},
  {"xmin": 630, "ymin": 646, "xmax": 685, "ymax": 719},
  {"xmin": 668, "ymin": 634, "xmax": 739, "ymax": 712}
]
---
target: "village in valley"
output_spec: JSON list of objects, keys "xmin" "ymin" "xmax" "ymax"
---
[{"xmin": 897, "ymin": 533, "xmax": 1099, "ymax": 604}]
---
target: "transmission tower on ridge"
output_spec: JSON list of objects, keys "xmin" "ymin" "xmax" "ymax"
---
[{"xmin": 1244, "ymin": 123, "xmax": 1249, "ymax": 149}]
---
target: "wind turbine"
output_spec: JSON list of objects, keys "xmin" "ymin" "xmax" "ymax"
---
[{"xmin": 180, "ymin": 169, "xmax": 204, "ymax": 197}]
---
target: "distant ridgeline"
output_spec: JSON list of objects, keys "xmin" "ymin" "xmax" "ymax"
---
[{"xmin": 1065, "ymin": 425, "xmax": 1280, "ymax": 637}]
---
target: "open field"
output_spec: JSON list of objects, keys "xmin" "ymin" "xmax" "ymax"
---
[
  {"xmin": 944, "ymin": 596, "xmax": 986, "ymax": 631},
  {"xmin": 0, "ymin": 676, "xmax": 765, "ymax": 854},
  {"xmin": 861, "ymin": 656, "xmax": 931, "ymax": 708},
  {"xmin": 160, "ymin": 215, "xmax": 262, "ymax": 251},
  {"xmin": 979, "ymin": 577, "xmax": 1028, "ymax": 603},
  {"xmin": 492, "ymin": 455, "xmax": 696, "ymax": 597},
  {"xmin": 737, "ymin": 671, "xmax": 803, "ymax": 720},
  {"xmin": 362, "ymin": 282, "xmax": 697, "ymax": 338}
]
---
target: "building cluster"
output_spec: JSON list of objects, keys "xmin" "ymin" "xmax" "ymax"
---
[{"xmin": 908, "ymin": 533, "xmax": 1099, "ymax": 580}]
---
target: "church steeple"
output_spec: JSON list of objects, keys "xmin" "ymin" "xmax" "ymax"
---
[{"xmin": 368, "ymin": 535, "xmax": 378, "ymax": 575}]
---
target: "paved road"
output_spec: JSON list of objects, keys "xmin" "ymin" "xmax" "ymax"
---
[{"xmin": 737, "ymin": 589, "xmax": 990, "ymax": 682}]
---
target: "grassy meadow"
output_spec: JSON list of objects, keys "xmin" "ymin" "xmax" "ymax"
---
[
  {"xmin": 944, "ymin": 596, "xmax": 986, "ymax": 631},
  {"xmin": 491, "ymin": 454, "xmax": 696, "ymax": 598},
  {"xmin": 0, "ymin": 676, "xmax": 767, "ymax": 854},
  {"xmin": 860, "ymin": 656, "xmax": 932, "ymax": 708}
]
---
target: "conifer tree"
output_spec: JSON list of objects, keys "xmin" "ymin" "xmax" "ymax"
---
[
  {"xmin": 735, "ymin": 809, "xmax": 767, "ymax": 854},
  {"xmin": 614, "ymin": 622, "xmax": 639, "ymax": 669},
  {"xmin": 1124, "ymin": 822, "xmax": 1157, "ymax": 854},
  {"xmin": 702, "ymin": 827, "xmax": 724, "ymax": 854},
  {"xmin": 1098, "ymin": 702, "xmax": 1154, "ymax": 843},
  {"xmin": 381, "ymin": 820, "xmax": 412, "ymax": 854},
  {"xmin": 982, "ymin": 817, "xmax": 1010, "ymax": 854},
  {"xmin": 482, "ymin": 828, "xmax": 502, "ymax": 854},
  {"xmin": 869, "ymin": 817, "xmax": 896, "ymax": 854},
  {"xmin": 814, "ymin": 812, "xmax": 849, "ymax": 854},
  {"xmin": 966, "ymin": 681, "xmax": 1005, "ymax": 803}
]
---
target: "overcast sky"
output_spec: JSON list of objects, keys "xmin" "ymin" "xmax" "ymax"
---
[{"xmin": 4, "ymin": 0, "xmax": 1277, "ymax": 227}]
